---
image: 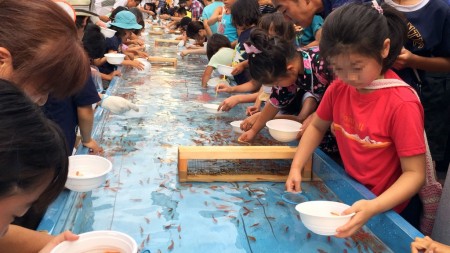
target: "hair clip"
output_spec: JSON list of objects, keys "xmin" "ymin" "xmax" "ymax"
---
[
  {"xmin": 244, "ymin": 43, "xmax": 262, "ymax": 57},
  {"xmin": 372, "ymin": 0, "xmax": 383, "ymax": 14}
]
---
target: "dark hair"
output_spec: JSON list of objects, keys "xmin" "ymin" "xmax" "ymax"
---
[
  {"xmin": 206, "ymin": 34, "xmax": 232, "ymax": 60},
  {"xmin": 186, "ymin": 21, "xmax": 204, "ymax": 39},
  {"xmin": 176, "ymin": 6, "xmax": 187, "ymax": 16},
  {"xmin": 258, "ymin": 12, "xmax": 295, "ymax": 42},
  {"xmin": 0, "ymin": 79, "xmax": 69, "ymax": 211},
  {"xmin": 82, "ymin": 24, "xmax": 106, "ymax": 60},
  {"xmin": 178, "ymin": 17, "xmax": 192, "ymax": 31},
  {"xmin": 0, "ymin": 0, "xmax": 90, "ymax": 99},
  {"xmin": 320, "ymin": 3, "xmax": 407, "ymax": 74},
  {"xmin": 231, "ymin": 0, "xmax": 261, "ymax": 28},
  {"xmin": 110, "ymin": 6, "xmax": 127, "ymax": 21},
  {"xmin": 246, "ymin": 28, "xmax": 298, "ymax": 83},
  {"xmin": 128, "ymin": 7, "xmax": 145, "ymax": 34}
]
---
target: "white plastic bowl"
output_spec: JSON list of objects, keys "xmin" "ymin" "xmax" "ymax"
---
[
  {"xmin": 295, "ymin": 201, "xmax": 355, "ymax": 236},
  {"xmin": 104, "ymin": 53, "xmax": 126, "ymax": 65},
  {"xmin": 207, "ymin": 77, "xmax": 229, "ymax": 88},
  {"xmin": 230, "ymin": 120, "xmax": 243, "ymax": 133},
  {"xmin": 100, "ymin": 27, "xmax": 116, "ymax": 38},
  {"xmin": 266, "ymin": 119, "xmax": 301, "ymax": 142},
  {"xmin": 188, "ymin": 39, "xmax": 196, "ymax": 45},
  {"xmin": 50, "ymin": 230, "xmax": 137, "ymax": 253},
  {"xmin": 217, "ymin": 64, "xmax": 234, "ymax": 77},
  {"xmin": 203, "ymin": 103, "xmax": 223, "ymax": 114},
  {"xmin": 135, "ymin": 58, "xmax": 151, "ymax": 74},
  {"xmin": 65, "ymin": 155, "xmax": 112, "ymax": 192}
]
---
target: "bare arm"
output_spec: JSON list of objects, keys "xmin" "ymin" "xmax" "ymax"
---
[
  {"xmin": 336, "ymin": 154, "xmax": 426, "ymax": 238},
  {"xmin": 395, "ymin": 48, "xmax": 450, "ymax": 72},
  {"xmin": 207, "ymin": 7, "xmax": 222, "ymax": 26},
  {"xmin": 77, "ymin": 105, "xmax": 103, "ymax": 154},
  {"xmin": 0, "ymin": 225, "xmax": 53, "ymax": 253},
  {"xmin": 202, "ymin": 66, "xmax": 214, "ymax": 87},
  {"xmin": 287, "ymin": 113, "xmax": 331, "ymax": 191}
]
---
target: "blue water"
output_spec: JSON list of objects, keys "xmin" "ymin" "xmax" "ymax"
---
[{"xmin": 39, "ymin": 24, "xmax": 422, "ymax": 253}]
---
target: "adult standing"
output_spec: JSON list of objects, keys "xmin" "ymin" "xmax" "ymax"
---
[{"xmin": 271, "ymin": 0, "xmax": 370, "ymax": 27}]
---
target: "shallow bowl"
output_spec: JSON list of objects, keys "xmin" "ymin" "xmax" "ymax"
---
[
  {"xmin": 265, "ymin": 119, "xmax": 301, "ymax": 142},
  {"xmin": 100, "ymin": 27, "xmax": 116, "ymax": 38},
  {"xmin": 104, "ymin": 53, "xmax": 125, "ymax": 65},
  {"xmin": 65, "ymin": 155, "xmax": 112, "ymax": 192},
  {"xmin": 295, "ymin": 201, "xmax": 355, "ymax": 235},
  {"xmin": 50, "ymin": 230, "xmax": 137, "ymax": 253},
  {"xmin": 217, "ymin": 64, "xmax": 234, "ymax": 77},
  {"xmin": 203, "ymin": 103, "xmax": 223, "ymax": 114},
  {"xmin": 230, "ymin": 120, "xmax": 244, "ymax": 133}
]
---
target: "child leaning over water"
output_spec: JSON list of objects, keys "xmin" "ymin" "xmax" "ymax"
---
[
  {"xmin": 285, "ymin": 2, "xmax": 426, "ymax": 237},
  {"xmin": 202, "ymin": 34, "xmax": 234, "ymax": 87},
  {"xmin": 238, "ymin": 28, "xmax": 335, "ymax": 153},
  {"xmin": 96, "ymin": 10, "xmax": 145, "ymax": 78}
]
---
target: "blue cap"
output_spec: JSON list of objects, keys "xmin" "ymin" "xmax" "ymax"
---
[{"xmin": 110, "ymin": 10, "xmax": 142, "ymax": 30}]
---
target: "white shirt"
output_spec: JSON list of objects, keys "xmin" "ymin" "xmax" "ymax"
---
[{"xmin": 113, "ymin": 0, "xmax": 128, "ymax": 8}]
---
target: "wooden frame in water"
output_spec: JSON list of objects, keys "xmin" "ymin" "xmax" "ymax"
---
[{"xmin": 177, "ymin": 146, "xmax": 312, "ymax": 182}]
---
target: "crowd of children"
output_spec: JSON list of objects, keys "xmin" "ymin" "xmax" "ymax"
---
[{"xmin": 0, "ymin": 0, "xmax": 448, "ymax": 252}]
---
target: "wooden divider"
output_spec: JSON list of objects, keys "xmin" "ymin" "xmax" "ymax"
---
[{"xmin": 177, "ymin": 146, "xmax": 312, "ymax": 182}]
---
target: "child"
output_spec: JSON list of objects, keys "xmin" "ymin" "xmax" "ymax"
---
[
  {"xmin": 202, "ymin": 34, "xmax": 234, "ymax": 87},
  {"xmin": 238, "ymin": 28, "xmax": 333, "ymax": 145},
  {"xmin": 97, "ymin": 10, "xmax": 145, "ymax": 80},
  {"xmin": 181, "ymin": 20, "xmax": 209, "ymax": 56},
  {"xmin": 217, "ymin": 12, "xmax": 296, "ymax": 112},
  {"xmin": 230, "ymin": 0, "xmax": 260, "ymax": 84},
  {"xmin": 0, "ymin": 79, "xmax": 77, "ymax": 250},
  {"xmin": 207, "ymin": 0, "xmax": 238, "ymax": 45},
  {"xmin": 83, "ymin": 24, "xmax": 122, "ymax": 83},
  {"xmin": 285, "ymin": 2, "xmax": 426, "ymax": 237}
]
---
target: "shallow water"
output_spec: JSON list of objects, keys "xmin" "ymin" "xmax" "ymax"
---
[{"xmin": 40, "ymin": 27, "xmax": 419, "ymax": 253}]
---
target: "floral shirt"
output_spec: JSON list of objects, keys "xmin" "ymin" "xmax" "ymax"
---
[
  {"xmin": 269, "ymin": 47, "xmax": 332, "ymax": 108},
  {"xmin": 190, "ymin": 0, "xmax": 204, "ymax": 20}
]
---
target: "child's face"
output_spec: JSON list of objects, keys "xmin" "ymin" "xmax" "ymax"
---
[
  {"xmin": 0, "ymin": 176, "xmax": 51, "ymax": 237},
  {"xmin": 329, "ymin": 53, "xmax": 383, "ymax": 89}
]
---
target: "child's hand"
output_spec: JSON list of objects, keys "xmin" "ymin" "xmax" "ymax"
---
[
  {"xmin": 137, "ymin": 51, "xmax": 149, "ymax": 58},
  {"xmin": 246, "ymin": 105, "xmax": 259, "ymax": 116},
  {"xmin": 111, "ymin": 70, "xmax": 122, "ymax": 78},
  {"xmin": 39, "ymin": 231, "xmax": 78, "ymax": 253},
  {"xmin": 231, "ymin": 62, "xmax": 245, "ymax": 75},
  {"xmin": 285, "ymin": 168, "xmax": 303, "ymax": 193},
  {"xmin": 216, "ymin": 83, "xmax": 232, "ymax": 93},
  {"xmin": 132, "ymin": 60, "xmax": 145, "ymax": 70},
  {"xmin": 393, "ymin": 47, "xmax": 413, "ymax": 70},
  {"xmin": 82, "ymin": 139, "xmax": 104, "ymax": 155},
  {"xmin": 334, "ymin": 199, "xmax": 378, "ymax": 238},
  {"xmin": 240, "ymin": 112, "xmax": 260, "ymax": 131},
  {"xmin": 238, "ymin": 128, "xmax": 257, "ymax": 143},
  {"xmin": 218, "ymin": 96, "xmax": 239, "ymax": 112},
  {"xmin": 411, "ymin": 236, "xmax": 450, "ymax": 253},
  {"xmin": 180, "ymin": 50, "xmax": 189, "ymax": 57}
]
